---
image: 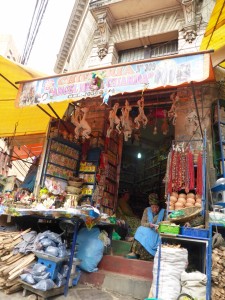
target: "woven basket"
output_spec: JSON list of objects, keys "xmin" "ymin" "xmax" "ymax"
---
[
  {"xmin": 65, "ymin": 186, "xmax": 81, "ymax": 194},
  {"xmin": 168, "ymin": 206, "xmax": 202, "ymax": 224},
  {"xmin": 68, "ymin": 181, "xmax": 83, "ymax": 188}
]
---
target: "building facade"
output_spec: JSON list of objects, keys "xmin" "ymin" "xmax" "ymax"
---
[{"xmin": 54, "ymin": 0, "xmax": 215, "ymax": 73}]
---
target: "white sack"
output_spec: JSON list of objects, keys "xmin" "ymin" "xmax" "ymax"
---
[
  {"xmin": 152, "ymin": 246, "xmax": 188, "ymax": 300},
  {"xmin": 181, "ymin": 270, "xmax": 207, "ymax": 300}
]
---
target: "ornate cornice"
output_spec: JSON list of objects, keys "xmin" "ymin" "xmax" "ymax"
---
[
  {"xmin": 54, "ymin": 0, "xmax": 89, "ymax": 74},
  {"xmin": 180, "ymin": 0, "xmax": 198, "ymax": 43},
  {"xmin": 91, "ymin": 7, "xmax": 114, "ymax": 59}
]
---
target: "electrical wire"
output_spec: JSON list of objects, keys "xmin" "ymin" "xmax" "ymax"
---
[{"xmin": 20, "ymin": 0, "xmax": 49, "ymax": 65}]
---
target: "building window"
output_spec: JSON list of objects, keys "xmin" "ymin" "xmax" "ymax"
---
[{"xmin": 118, "ymin": 40, "xmax": 178, "ymax": 63}]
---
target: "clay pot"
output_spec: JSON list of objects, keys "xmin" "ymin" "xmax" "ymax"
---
[
  {"xmin": 171, "ymin": 192, "xmax": 178, "ymax": 198},
  {"xmin": 186, "ymin": 198, "xmax": 195, "ymax": 205},
  {"xmin": 170, "ymin": 196, "xmax": 178, "ymax": 204},
  {"xmin": 175, "ymin": 202, "xmax": 184, "ymax": 210},
  {"xmin": 169, "ymin": 205, "xmax": 175, "ymax": 211},
  {"xmin": 195, "ymin": 203, "xmax": 202, "ymax": 208},
  {"xmin": 179, "ymin": 193, "xmax": 187, "ymax": 199},
  {"xmin": 185, "ymin": 202, "xmax": 194, "ymax": 207},
  {"xmin": 187, "ymin": 193, "xmax": 195, "ymax": 199},
  {"xmin": 177, "ymin": 198, "xmax": 186, "ymax": 205},
  {"xmin": 195, "ymin": 198, "xmax": 202, "ymax": 203}
]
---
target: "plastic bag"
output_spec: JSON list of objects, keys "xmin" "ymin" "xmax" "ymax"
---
[
  {"xmin": 20, "ymin": 273, "xmax": 36, "ymax": 285},
  {"xmin": 38, "ymin": 230, "xmax": 62, "ymax": 244},
  {"xmin": 33, "ymin": 279, "xmax": 55, "ymax": 291},
  {"xmin": 41, "ymin": 238, "xmax": 56, "ymax": 248},
  {"xmin": 32, "ymin": 272, "xmax": 50, "ymax": 283},
  {"xmin": 58, "ymin": 244, "xmax": 67, "ymax": 258},
  {"xmin": 60, "ymin": 264, "xmax": 69, "ymax": 278},
  {"xmin": 45, "ymin": 246, "xmax": 59, "ymax": 257},
  {"xmin": 76, "ymin": 227, "xmax": 104, "ymax": 272},
  {"xmin": 55, "ymin": 272, "xmax": 66, "ymax": 287},
  {"xmin": 32, "ymin": 263, "xmax": 47, "ymax": 276}
]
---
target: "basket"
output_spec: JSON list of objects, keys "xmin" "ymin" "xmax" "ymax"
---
[
  {"xmin": 158, "ymin": 222, "xmax": 180, "ymax": 234},
  {"xmin": 180, "ymin": 226, "xmax": 209, "ymax": 238},
  {"xmin": 65, "ymin": 186, "xmax": 81, "ymax": 194},
  {"xmin": 168, "ymin": 207, "xmax": 202, "ymax": 224},
  {"xmin": 68, "ymin": 181, "xmax": 83, "ymax": 188}
]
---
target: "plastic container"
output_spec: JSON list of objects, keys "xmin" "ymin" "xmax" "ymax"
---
[
  {"xmin": 158, "ymin": 224, "xmax": 180, "ymax": 234},
  {"xmin": 37, "ymin": 257, "xmax": 62, "ymax": 280},
  {"xmin": 180, "ymin": 226, "xmax": 209, "ymax": 238}
]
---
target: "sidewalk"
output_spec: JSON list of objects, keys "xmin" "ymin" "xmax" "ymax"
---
[{"xmin": 1, "ymin": 283, "xmax": 138, "ymax": 300}]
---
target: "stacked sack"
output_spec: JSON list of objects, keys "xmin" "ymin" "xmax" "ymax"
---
[
  {"xmin": 151, "ymin": 245, "xmax": 188, "ymax": 300},
  {"xmin": 169, "ymin": 192, "xmax": 202, "ymax": 211}
]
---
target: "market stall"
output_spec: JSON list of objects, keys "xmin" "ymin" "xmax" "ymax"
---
[{"xmin": 0, "ymin": 50, "xmax": 221, "ymax": 299}]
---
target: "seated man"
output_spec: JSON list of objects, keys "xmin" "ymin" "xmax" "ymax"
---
[{"xmin": 126, "ymin": 193, "xmax": 165, "ymax": 260}]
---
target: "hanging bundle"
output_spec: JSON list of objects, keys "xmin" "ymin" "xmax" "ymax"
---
[
  {"xmin": 167, "ymin": 144, "xmax": 197, "ymax": 194},
  {"xmin": 196, "ymin": 153, "xmax": 203, "ymax": 196}
]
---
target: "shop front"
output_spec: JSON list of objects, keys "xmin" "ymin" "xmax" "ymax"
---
[{"xmin": 0, "ymin": 50, "xmax": 222, "ymax": 299}]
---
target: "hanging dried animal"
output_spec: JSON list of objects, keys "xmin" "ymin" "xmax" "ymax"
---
[
  {"xmin": 71, "ymin": 106, "xmax": 82, "ymax": 128},
  {"xmin": 72, "ymin": 107, "xmax": 92, "ymax": 140},
  {"xmin": 134, "ymin": 97, "xmax": 148, "ymax": 129},
  {"xmin": 121, "ymin": 100, "xmax": 133, "ymax": 141},
  {"xmin": 106, "ymin": 103, "xmax": 121, "ymax": 138},
  {"xmin": 168, "ymin": 92, "xmax": 179, "ymax": 125}
]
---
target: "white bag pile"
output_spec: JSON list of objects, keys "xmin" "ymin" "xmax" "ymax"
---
[
  {"xmin": 151, "ymin": 246, "xmax": 188, "ymax": 300},
  {"xmin": 181, "ymin": 271, "xmax": 206, "ymax": 300}
]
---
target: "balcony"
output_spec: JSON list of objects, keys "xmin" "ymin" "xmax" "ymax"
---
[{"xmin": 90, "ymin": 0, "xmax": 181, "ymax": 22}]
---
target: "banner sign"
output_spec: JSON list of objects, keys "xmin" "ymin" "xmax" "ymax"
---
[{"xmin": 16, "ymin": 53, "xmax": 210, "ymax": 107}]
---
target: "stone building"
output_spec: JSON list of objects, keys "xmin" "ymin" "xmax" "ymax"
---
[{"xmin": 54, "ymin": 0, "xmax": 215, "ymax": 73}]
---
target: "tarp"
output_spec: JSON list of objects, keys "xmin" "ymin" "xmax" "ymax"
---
[
  {"xmin": 0, "ymin": 55, "xmax": 69, "ymax": 139},
  {"xmin": 200, "ymin": 0, "xmax": 225, "ymax": 68},
  {"xmin": 15, "ymin": 51, "xmax": 215, "ymax": 108}
]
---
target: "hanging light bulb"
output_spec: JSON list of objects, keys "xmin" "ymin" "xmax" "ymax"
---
[{"xmin": 153, "ymin": 125, "xmax": 157, "ymax": 135}]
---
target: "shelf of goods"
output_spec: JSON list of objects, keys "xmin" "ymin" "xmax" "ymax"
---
[
  {"xmin": 102, "ymin": 131, "xmax": 119, "ymax": 215},
  {"xmin": 78, "ymin": 161, "xmax": 98, "ymax": 206},
  {"xmin": 41, "ymin": 137, "xmax": 81, "ymax": 186},
  {"xmin": 212, "ymin": 99, "xmax": 225, "ymax": 178}
]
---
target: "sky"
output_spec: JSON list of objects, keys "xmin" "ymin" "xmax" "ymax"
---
[{"xmin": 0, "ymin": 0, "xmax": 74, "ymax": 74}]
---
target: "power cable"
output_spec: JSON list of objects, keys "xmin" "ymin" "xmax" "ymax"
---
[{"xmin": 20, "ymin": 0, "xmax": 49, "ymax": 65}]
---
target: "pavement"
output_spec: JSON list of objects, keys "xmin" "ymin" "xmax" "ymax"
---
[{"xmin": 1, "ymin": 283, "xmax": 139, "ymax": 300}]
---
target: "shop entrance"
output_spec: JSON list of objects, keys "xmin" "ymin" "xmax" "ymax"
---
[{"xmin": 115, "ymin": 91, "xmax": 175, "ymax": 218}]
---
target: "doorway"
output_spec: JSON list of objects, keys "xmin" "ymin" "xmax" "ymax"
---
[{"xmin": 117, "ymin": 97, "xmax": 175, "ymax": 218}]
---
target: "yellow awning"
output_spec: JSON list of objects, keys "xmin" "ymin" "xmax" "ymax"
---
[
  {"xmin": 200, "ymin": 0, "xmax": 225, "ymax": 68},
  {"xmin": 0, "ymin": 56, "xmax": 69, "ymax": 138}
]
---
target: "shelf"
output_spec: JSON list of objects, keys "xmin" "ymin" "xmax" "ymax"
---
[
  {"xmin": 51, "ymin": 137, "xmax": 81, "ymax": 151},
  {"xmin": 49, "ymin": 149, "xmax": 79, "ymax": 160},
  {"xmin": 45, "ymin": 174, "xmax": 68, "ymax": 181},
  {"xmin": 79, "ymin": 171, "xmax": 96, "ymax": 174},
  {"xmin": 48, "ymin": 162, "xmax": 75, "ymax": 171}
]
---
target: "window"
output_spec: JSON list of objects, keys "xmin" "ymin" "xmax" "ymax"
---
[{"xmin": 118, "ymin": 40, "xmax": 178, "ymax": 63}]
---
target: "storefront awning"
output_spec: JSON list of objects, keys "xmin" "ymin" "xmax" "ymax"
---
[
  {"xmin": 0, "ymin": 56, "xmax": 69, "ymax": 140},
  {"xmin": 15, "ymin": 51, "xmax": 215, "ymax": 110},
  {"xmin": 200, "ymin": 0, "xmax": 225, "ymax": 68}
]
